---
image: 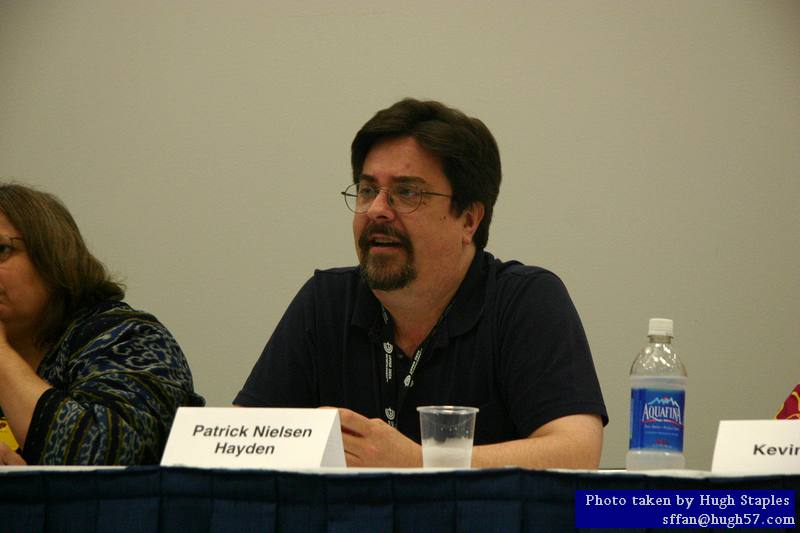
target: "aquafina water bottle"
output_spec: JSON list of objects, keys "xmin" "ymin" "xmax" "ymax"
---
[{"xmin": 626, "ymin": 318, "xmax": 687, "ymax": 470}]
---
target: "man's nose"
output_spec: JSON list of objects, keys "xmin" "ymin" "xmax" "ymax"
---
[{"xmin": 366, "ymin": 189, "xmax": 395, "ymax": 220}]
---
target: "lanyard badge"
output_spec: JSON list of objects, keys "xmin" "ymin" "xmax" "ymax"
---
[{"xmin": 379, "ymin": 303, "xmax": 452, "ymax": 427}]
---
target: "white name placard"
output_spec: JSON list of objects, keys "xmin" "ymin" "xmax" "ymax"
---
[
  {"xmin": 711, "ymin": 420, "xmax": 800, "ymax": 474},
  {"xmin": 161, "ymin": 407, "xmax": 345, "ymax": 468}
]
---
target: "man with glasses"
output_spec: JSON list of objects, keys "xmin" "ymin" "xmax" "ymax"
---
[{"xmin": 235, "ymin": 98, "xmax": 607, "ymax": 468}]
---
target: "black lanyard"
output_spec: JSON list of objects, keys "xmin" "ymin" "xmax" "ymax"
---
[{"xmin": 379, "ymin": 303, "xmax": 452, "ymax": 427}]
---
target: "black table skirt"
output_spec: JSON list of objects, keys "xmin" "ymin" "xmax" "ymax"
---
[{"xmin": 0, "ymin": 466, "xmax": 797, "ymax": 532}]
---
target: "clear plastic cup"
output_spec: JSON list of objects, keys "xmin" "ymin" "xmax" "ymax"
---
[{"xmin": 417, "ymin": 405, "xmax": 479, "ymax": 468}]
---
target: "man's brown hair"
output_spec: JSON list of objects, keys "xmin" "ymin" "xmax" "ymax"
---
[{"xmin": 351, "ymin": 98, "xmax": 502, "ymax": 250}]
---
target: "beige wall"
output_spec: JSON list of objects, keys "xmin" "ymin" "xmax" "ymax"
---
[{"xmin": 1, "ymin": 0, "xmax": 798, "ymax": 469}]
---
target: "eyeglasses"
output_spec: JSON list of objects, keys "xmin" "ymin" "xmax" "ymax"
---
[
  {"xmin": 341, "ymin": 182, "xmax": 452, "ymax": 214},
  {"xmin": 0, "ymin": 235, "xmax": 25, "ymax": 263}
]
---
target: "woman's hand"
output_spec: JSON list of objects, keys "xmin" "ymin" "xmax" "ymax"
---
[
  {"xmin": 0, "ymin": 319, "xmax": 52, "ymax": 450},
  {"xmin": 0, "ymin": 442, "xmax": 26, "ymax": 465},
  {"xmin": 0, "ymin": 319, "xmax": 11, "ymax": 351}
]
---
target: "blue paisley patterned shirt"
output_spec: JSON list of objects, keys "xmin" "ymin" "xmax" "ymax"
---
[{"xmin": 21, "ymin": 301, "xmax": 204, "ymax": 465}]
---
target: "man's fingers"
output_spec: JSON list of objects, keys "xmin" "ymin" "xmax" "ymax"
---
[
  {"xmin": 341, "ymin": 433, "xmax": 363, "ymax": 467},
  {"xmin": 337, "ymin": 408, "xmax": 373, "ymax": 436},
  {"xmin": 341, "ymin": 430, "xmax": 366, "ymax": 457}
]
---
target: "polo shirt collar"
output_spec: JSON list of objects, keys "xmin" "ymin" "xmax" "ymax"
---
[
  {"xmin": 443, "ymin": 248, "xmax": 488, "ymax": 338},
  {"xmin": 350, "ymin": 249, "xmax": 488, "ymax": 341},
  {"xmin": 351, "ymin": 273, "xmax": 381, "ymax": 333}
]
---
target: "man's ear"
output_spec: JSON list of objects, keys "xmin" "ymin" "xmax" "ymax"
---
[{"xmin": 461, "ymin": 202, "xmax": 485, "ymax": 245}]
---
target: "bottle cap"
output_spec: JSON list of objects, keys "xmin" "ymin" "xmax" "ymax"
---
[{"xmin": 648, "ymin": 318, "xmax": 673, "ymax": 337}]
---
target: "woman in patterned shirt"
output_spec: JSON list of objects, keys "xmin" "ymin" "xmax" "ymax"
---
[{"xmin": 0, "ymin": 183, "xmax": 204, "ymax": 464}]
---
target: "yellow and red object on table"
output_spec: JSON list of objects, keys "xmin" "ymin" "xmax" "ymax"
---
[
  {"xmin": 0, "ymin": 417, "xmax": 19, "ymax": 450},
  {"xmin": 776, "ymin": 384, "xmax": 800, "ymax": 420}
]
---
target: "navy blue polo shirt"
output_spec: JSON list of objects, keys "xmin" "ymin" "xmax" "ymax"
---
[{"xmin": 235, "ymin": 250, "xmax": 607, "ymax": 445}]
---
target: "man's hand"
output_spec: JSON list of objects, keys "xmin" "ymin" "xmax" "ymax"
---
[
  {"xmin": 471, "ymin": 414, "xmax": 603, "ymax": 469},
  {"xmin": 0, "ymin": 442, "xmax": 27, "ymax": 466},
  {"xmin": 336, "ymin": 408, "xmax": 422, "ymax": 467}
]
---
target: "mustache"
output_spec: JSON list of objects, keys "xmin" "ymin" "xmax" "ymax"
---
[{"xmin": 358, "ymin": 223, "xmax": 413, "ymax": 253}]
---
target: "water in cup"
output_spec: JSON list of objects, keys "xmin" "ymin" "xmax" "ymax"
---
[{"xmin": 421, "ymin": 437, "xmax": 473, "ymax": 467}]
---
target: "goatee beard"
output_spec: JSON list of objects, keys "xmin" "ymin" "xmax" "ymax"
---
[{"xmin": 358, "ymin": 224, "xmax": 416, "ymax": 291}]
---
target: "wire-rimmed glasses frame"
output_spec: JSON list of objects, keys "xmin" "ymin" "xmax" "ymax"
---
[
  {"xmin": 341, "ymin": 182, "xmax": 452, "ymax": 214},
  {"xmin": 0, "ymin": 234, "xmax": 25, "ymax": 263}
]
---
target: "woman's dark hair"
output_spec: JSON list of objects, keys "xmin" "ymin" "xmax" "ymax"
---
[
  {"xmin": 351, "ymin": 98, "xmax": 502, "ymax": 250},
  {"xmin": 0, "ymin": 183, "xmax": 125, "ymax": 346}
]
